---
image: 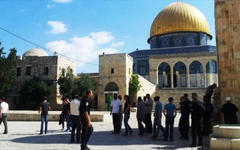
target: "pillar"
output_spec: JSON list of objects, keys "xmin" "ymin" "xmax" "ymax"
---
[
  {"xmin": 186, "ymin": 66, "xmax": 190, "ymax": 88},
  {"xmin": 171, "ymin": 67, "xmax": 174, "ymax": 88},
  {"xmin": 203, "ymin": 67, "xmax": 207, "ymax": 88}
]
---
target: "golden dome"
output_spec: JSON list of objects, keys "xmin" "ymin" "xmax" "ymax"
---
[{"xmin": 148, "ymin": 2, "xmax": 211, "ymax": 42}]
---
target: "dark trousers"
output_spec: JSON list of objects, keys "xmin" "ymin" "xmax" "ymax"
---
[
  {"xmin": 179, "ymin": 116, "xmax": 189, "ymax": 138},
  {"xmin": 145, "ymin": 113, "xmax": 152, "ymax": 133},
  {"xmin": 81, "ymin": 123, "xmax": 93, "ymax": 149},
  {"xmin": 191, "ymin": 119, "xmax": 203, "ymax": 145},
  {"xmin": 153, "ymin": 117, "xmax": 165, "ymax": 137},
  {"xmin": 71, "ymin": 115, "xmax": 81, "ymax": 142},
  {"xmin": 137, "ymin": 118, "xmax": 145, "ymax": 134},
  {"xmin": 62, "ymin": 114, "xmax": 71, "ymax": 130},
  {"xmin": 112, "ymin": 113, "xmax": 121, "ymax": 133},
  {"xmin": 165, "ymin": 117, "xmax": 174, "ymax": 140},
  {"xmin": 203, "ymin": 114, "xmax": 212, "ymax": 136},
  {"xmin": 0, "ymin": 114, "xmax": 8, "ymax": 133},
  {"xmin": 124, "ymin": 114, "xmax": 132, "ymax": 134},
  {"xmin": 40, "ymin": 114, "xmax": 48, "ymax": 134}
]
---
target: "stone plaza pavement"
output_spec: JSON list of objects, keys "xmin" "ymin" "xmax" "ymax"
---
[{"xmin": 0, "ymin": 112, "xmax": 209, "ymax": 150}]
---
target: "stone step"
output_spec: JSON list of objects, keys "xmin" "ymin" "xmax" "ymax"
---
[
  {"xmin": 211, "ymin": 137, "xmax": 240, "ymax": 150},
  {"xmin": 213, "ymin": 125, "xmax": 240, "ymax": 138},
  {"xmin": 7, "ymin": 111, "xmax": 104, "ymax": 122}
]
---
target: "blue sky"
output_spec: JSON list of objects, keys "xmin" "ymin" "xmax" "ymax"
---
[{"xmin": 0, "ymin": 0, "xmax": 215, "ymax": 73}]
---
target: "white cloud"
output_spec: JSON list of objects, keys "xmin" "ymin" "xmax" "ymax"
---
[
  {"xmin": 90, "ymin": 32, "xmax": 114, "ymax": 44},
  {"xmin": 46, "ymin": 31, "xmax": 119, "ymax": 67},
  {"xmin": 47, "ymin": 21, "xmax": 67, "ymax": 34},
  {"xmin": 111, "ymin": 42, "xmax": 125, "ymax": 47},
  {"xmin": 52, "ymin": 0, "xmax": 72, "ymax": 3}
]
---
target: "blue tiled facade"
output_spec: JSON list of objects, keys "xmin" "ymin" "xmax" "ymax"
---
[{"xmin": 149, "ymin": 32, "xmax": 211, "ymax": 49}]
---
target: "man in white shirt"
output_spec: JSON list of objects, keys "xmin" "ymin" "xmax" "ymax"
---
[
  {"xmin": 110, "ymin": 94, "xmax": 122, "ymax": 134},
  {"xmin": 70, "ymin": 95, "xmax": 81, "ymax": 143},
  {"xmin": 0, "ymin": 97, "xmax": 9, "ymax": 134}
]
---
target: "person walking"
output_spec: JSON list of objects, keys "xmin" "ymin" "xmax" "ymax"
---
[
  {"xmin": 70, "ymin": 95, "xmax": 81, "ymax": 143},
  {"xmin": 137, "ymin": 96, "xmax": 145, "ymax": 136},
  {"xmin": 79, "ymin": 90, "xmax": 94, "ymax": 150},
  {"xmin": 144, "ymin": 94, "xmax": 153, "ymax": 133},
  {"xmin": 61, "ymin": 98, "xmax": 71, "ymax": 131},
  {"xmin": 39, "ymin": 96, "xmax": 51, "ymax": 134},
  {"xmin": 0, "ymin": 97, "xmax": 9, "ymax": 134},
  {"xmin": 152, "ymin": 96, "xmax": 166, "ymax": 139},
  {"xmin": 110, "ymin": 94, "xmax": 122, "ymax": 134},
  {"xmin": 189, "ymin": 93, "xmax": 204, "ymax": 147},
  {"xmin": 163, "ymin": 97, "xmax": 177, "ymax": 141},
  {"xmin": 221, "ymin": 96, "xmax": 239, "ymax": 124},
  {"xmin": 179, "ymin": 96, "xmax": 191, "ymax": 140},
  {"xmin": 122, "ymin": 95, "xmax": 133, "ymax": 136}
]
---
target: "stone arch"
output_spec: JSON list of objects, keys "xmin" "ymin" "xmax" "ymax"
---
[
  {"xmin": 104, "ymin": 82, "xmax": 119, "ymax": 111},
  {"xmin": 173, "ymin": 61, "xmax": 187, "ymax": 88},
  {"xmin": 158, "ymin": 62, "xmax": 171, "ymax": 88},
  {"xmin": 206, "ymin": 60, "xmax": 218, "ymax": 73},
  {"xmin": 189, "ymin": 61, "xmax": 205, "ymax": 87},
  {"xmin": 104, "ymin": 82, "xmax": 119, "ymax": 92},
  {"xmin": 206, "ymin": 60, "xmax": 218, "ymax": 86}
]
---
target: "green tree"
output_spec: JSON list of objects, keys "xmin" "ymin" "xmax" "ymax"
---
[
  {"xmin": 19, "ymin": 78, "xmax": 53, "ymax": 109},
  {"xmin": 0, "ymin": 43, "xmax": 18, "ymax": 97},
  {"xmin": 73, "ymin": 73, "xmax": 96, "ymax": 97},
  {"xmin": 57, "ymin": 67, "xmax": 75, "ymax": 99},
  {"xmin": 129, "ymin": 74, "xmax": 141, "ymax": 106}
]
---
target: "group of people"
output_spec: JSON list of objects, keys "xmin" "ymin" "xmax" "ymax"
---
[
  {"xmin": 39, "ymin": 90, "xmax": 94, "ymax": 150},
  {"xmin": 109, "ymin": 84, "xmax": 239, "ymax": 148}
]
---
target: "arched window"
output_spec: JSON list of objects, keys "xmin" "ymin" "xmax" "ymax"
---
[
  {"xmin": 105, "ymin": 82, "xmax": 119, "ymax": 92},
  {"xmin": 158, "ymin": 62, "xmax": 171, "ymax": 88},
  {"xmin": 206, "ymin": 60, "xmax": 217, "ymax": 73},
  {"xmin": 189, "ymin": 61, "xmax": 204, "ymax": 88},
  {"xmin": 206, "ymin": 60, "xmax": 218, "ymax": 86},
  {"xmin": 173, "ymin": 62, "xmax": 187, "ymax": 87}
]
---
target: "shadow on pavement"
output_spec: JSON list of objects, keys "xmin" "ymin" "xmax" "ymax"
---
[{"xmin": 12, "ymin": 128, "xmax": 209, "ymax": 149}]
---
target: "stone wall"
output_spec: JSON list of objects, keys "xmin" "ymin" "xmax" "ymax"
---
[
  {"xmin": 215, "ymin": 0, "xmax": 240, "ymax": 108},
  {"xmin": 154, "ymin": 88, "xmax": 206, "ymax": 107},
  {"xmin": 97, "ymin": 54, "xmax": 133, "ymax": 110},
  {"xmin": 137, "ymin": 75, "xmax": 156, "ymax": 101}
]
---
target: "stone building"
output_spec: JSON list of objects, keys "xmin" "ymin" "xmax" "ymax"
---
[
  {"xmin": 215, "ymin": 0, "xmax": 240, "ymax": 108},
  {"xmin": 8, "ymin": 48, "xmax": 76, "ymax": 110},
  {"xmin": 95, "ymin": 2, "xmax": 218, "ymax": 110}
]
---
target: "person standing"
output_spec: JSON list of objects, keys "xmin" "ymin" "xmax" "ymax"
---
[
  {"xmin": 179, "ymin": 96, "xmax": 191, "ymax": 140},
  {"xmin": 0, "ymin": 97, "xmax": 9, "ymax": 134},
  {"xmin": 152, "ymin": 96, "xmax": 166, "ymax": 139},
  {"xmin": 70, "ymin": 95, "xmax": 81, "ymax": 143},
  {"xmin": 62, "ymin": 98, "xmax": 71, "ymax": 131},
  {"xmin": 144, "ymin": 94, "xmax": 153, "ymax": 133},
  {"xmin": 79, "ymin": 90, "xmax": 94, "ymax": 150},
  {"xmin": 137, "ymin": 96, "xmax": 145, "ymax": 136},
  {"xmin": 221, "ymin": 96, "xmax": 239, "ymax": 124},
  {"xmin": 118, "ymin": 95, "xmax": 123, "ymax": 131},
  {"xmin": 39, "ymin": 96, "xmax": 51, "ymax": 134},
  {"xmin": 122, "ymin": 95, "xmax": 133, "ymax": 136},
  {"xmin": 190, "ymin": 93, "xmax": 204, "ymax": 147},
  {"xmin": 164, "ymin": 97, "xmax": 177, "ymax": 141},
  {"xmin": 203, "ymin": 83, "xmax": 216, "ymax": 136},
  {"xmin": 110, "ymin": 94, "xmax": 122, "ymax": 134}
]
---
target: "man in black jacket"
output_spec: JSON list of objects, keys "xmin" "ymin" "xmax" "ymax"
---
[{"xmin": 190, "ymin": 93, "xmax": 204, "ymax": 147}]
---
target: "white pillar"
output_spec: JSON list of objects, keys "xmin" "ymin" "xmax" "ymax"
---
[
  {"xmin": 187, "ymin": 67, "xmax": 190, "ymax": 88},
  {"xmin": 171, "ymin": 67, "xmax": 174, "ymax": 88}
]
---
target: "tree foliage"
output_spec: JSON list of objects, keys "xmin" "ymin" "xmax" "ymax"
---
[
  {"xmin": 129, "ymin": 74, "xmax": 141, "ymax": 106},
  {"xmin": 73, "ymin": 73, "xmax": 96, "ymax": 97},
  {"xmin": 57, "ymin": 67, "xmax": 75, "ymax": 99},
  {"xmin": 18, "ymin": 78, "xmax": 53, "ymax": 109},
  {"xmin": 57, "ymin": 69, "xmax": 96, "ymax": 99},
  {"xmin": 0, "ymin": 42, "xmax": 18, "ymax": 97}
]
